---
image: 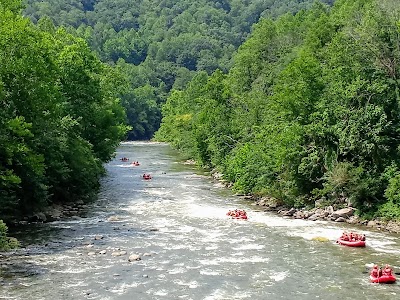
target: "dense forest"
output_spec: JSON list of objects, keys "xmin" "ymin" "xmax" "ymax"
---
[
  {"xmin": 1, "ymin": 0, "xmax": 337, "ymax": 249},
  {"xmin": 0, "ymin": 0, "xmax": 128, "ymax": 249},
  {"xmin": 6, "ymin": 0, "xmax": 399, "ymax": 249},
  {"xmin": 23, "ymin": 0, "xmax": 334, "ymax": 140},
  {"xmin": 156, "ymin": 0, "xmax": 400, "ymax": 221}
]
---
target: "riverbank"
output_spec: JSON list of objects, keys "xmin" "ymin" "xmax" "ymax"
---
[
  {"xmin": 5, "ymin": 201, "xmax": 90, "ymax": 228},
  {"xmin": 251, "ymin": 196, "xmax": 400, "ymax": 234},
  {"xmin": 211, "ymin": 170, "xmax": 400, "ymax": 234}
]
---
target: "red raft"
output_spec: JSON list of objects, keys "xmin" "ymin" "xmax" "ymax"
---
[
  {"xmin": 226, "ymin": 209, "xmax": 248, "ymax": 220},
  {"xmin": 370, "ymin": 274, "xmax": 397, "ymax": 284},
  {"xmin": 142, "ymin": 174, "xmax": 152, "ymax": 180},
  {"xmin": 370, "ymin": 265, "xmax": 397, "ymax": 284},
  {"xmin": 336, "ymin": 238, "xmax": 366, "ymax": 247}
]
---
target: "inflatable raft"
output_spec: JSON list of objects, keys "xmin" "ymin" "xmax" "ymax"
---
[
  {"xmin": 226, "ymin": 210, "xmax": 248, "ymax": 220},
  {"xmin": 370, "ymin": 274, "xmax": 396, "ymax": 284},
  {"xmin": 232, "ymin": 215, "xmax": 248, "ymax": 220},
  {"xmin": 336, "ymin": 238, "xmax": 366, "ymax": 247}
]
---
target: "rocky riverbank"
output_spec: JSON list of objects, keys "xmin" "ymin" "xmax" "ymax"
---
[
  {"xmin": 211, "ymin": 169, "xmax": 400, "ymax": 234},
  {"xmin": 251, "ymin": 196, "xmax": 400, "ymax": 234},
  {"xmin": 8, "ymin": 201, "xmax": 90, "ymax": 227}
]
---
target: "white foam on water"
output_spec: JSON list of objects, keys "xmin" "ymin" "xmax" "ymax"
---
[
  {"xmin": 286, "ymin": 226, "xmax": 343, "ymax": 242},
  {"xmin": 205, "ymin": 245, "xmax": 219, "ymax": 250},
  {"xmin": 184, "ymin": 203, "xmax": 236, "ymax": 220},
  {"xmin": 250, "ymin": 212, "xmax": 324, "ymax": 228},
  {"xmin": 185, "ymin": 265, "xmax": 202, "ymax": 270},
  {"xmin": 196, "ymin": 229, "xmax": 228, "ymax": 244},
  {"xmin": 167, "ymin": 267, "xmax": 187, "ymax": 274},
  {"xmin": 109, "ymin": 282, "xmax": 141, "ymax": 295},
  {"xmin": 368, "ymin": 245, "xmax": 400, "ymax": 254},
  {"xmin": 283, "ymin": 224, "xmax": 400, "ymax": 254},
  {"xmin": 199, "ymin": 256, "xmax": 270, "ymax": 266},
  {"xmin": 270, "ymin": 271, "xmax": 289, "ymax": 282},
  {"xmin": 200, "ymin": 269, "xmax": 221, "ymax": 275},
  {"xmin": 184, "ymin": 174, "xmax": 208, "ymax": 179},
  {"xmin": 204, "ymin": 289, "xmax": 251, "ymax": 300},
  {"xmin": 203, "ymin": 289, "xmax": 225, "ymax": 300},
  {"xmin": 121, "ymin": 141, "xmax": 167, "ymax": 146},
  {"xmin": 177, "ymin": 225, "xmax": 196, "ymax": 233},
  {"xmin": 150, "ymin": 217, "xmax": 180, "ymax": 229},
  {"xmin": 188, "ymin": 281, "xmax": 199, "ymax": 288},
  {"xmin": 232, "ymin": 244, "xmax": 265, "ymax": 251},
  {"xmin": 54, "ymin": 267, "xmax": 89, "ymax": 274},
  {"xmin": 144, "ymin": 189, "xmax": 170, "ymax": 196},
  {"xmin": 167, "ymin": 244, "xmax": 193, "ymax": 250},
  {"xmin": 153, "ymin": 289, "xmax": 169, "ymax": 296}
]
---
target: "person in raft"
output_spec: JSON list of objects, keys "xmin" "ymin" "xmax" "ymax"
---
[
  {"xmin": 382, "ymin": 264, "xmax": 393, "ymax": 276},
  {"xmin": 340, "ymin": 232, "xmax": 348, "ymax": 241},
  {"xmin": 370, "ymin": 265, "xmax": 381, "ymax": 277},
  {"xmin": 340, "ymin": 232, "xmax": 365, "ymax": 241}
]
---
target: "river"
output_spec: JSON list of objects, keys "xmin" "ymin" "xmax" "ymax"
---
[{"xmin": 1, "ymin": 142, "xmax": 400, "ymax": 300}]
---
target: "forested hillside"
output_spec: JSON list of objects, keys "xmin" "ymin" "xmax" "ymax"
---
[
  {"xmin": 23, "ymin": 0, "xmax": 334, "ymax": 140},
  {"xmin": 156, "ymin": 0, "xmax": 400, "ymax": 220},
  {"xmin": 0, "ymin": 0, "xmax": 128, "ymax": 249}
]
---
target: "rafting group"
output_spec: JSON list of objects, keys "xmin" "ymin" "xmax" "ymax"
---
[
  {"xmin": 226, "ymin": 209, "xmax": 248, "ymax": 220},
  {"xmin": 370, "ymin": 264, "xmax": 396, "ymax": 283},
  {"xmin": 120, "ymin": 155, "xmax": 397, "ymax": 284},
  {"xmin": 142, "ymin": 173, "xmax": 152, "ymax": 180},
  {"xmin": 120, "ymin": 157, "xmax": 152, "ymax": 180},
  {"xmin": 336, "ymin": 231, "xmax": 397, "ymax": 283},
  {"xmin": 336, "ymin": 231, "xmax": 366, "ymax": 247}
]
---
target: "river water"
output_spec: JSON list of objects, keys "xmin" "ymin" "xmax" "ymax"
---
[{"xmin": 1, "ymin": 142, "xmax": 400, "ymax": 300}]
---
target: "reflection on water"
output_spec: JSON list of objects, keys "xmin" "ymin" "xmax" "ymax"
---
[{"xmin": 1, "ymin": 142, "xmax": 400, "ymax": 300}]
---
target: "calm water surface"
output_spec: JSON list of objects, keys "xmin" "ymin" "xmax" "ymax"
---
[{"xmin": 1, "ymin": 142, "xmax": 399, "ymax": 300}]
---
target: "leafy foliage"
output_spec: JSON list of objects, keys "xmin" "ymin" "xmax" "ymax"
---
[
  {"xmin": 0, "ymin": 1, "xmax": 128, "ymax": 244},
  {"xmin": 24, "ymin": 0, "xmax": 333, "ymax": 139},
  {"xmin": 0, "ymin": 220, "xmax": 19, "ymax": 250},
  {"xmin": 156, "ymin": 0, "xmax": 400, "ymax": 220}
]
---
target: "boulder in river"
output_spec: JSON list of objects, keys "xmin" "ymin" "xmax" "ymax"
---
[
  {"xmin": 128, "ymin": 254, "xmax": 141, "ymax": 262},
  {"xmin": 331, "ymin": 207, "xmax": 355, "ymax": 219},
  {"xmin": 111, "ymin": 251, "xmax": 127, "ymax": 257}
]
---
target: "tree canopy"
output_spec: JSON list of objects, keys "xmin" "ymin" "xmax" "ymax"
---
[
  {"xmin": 24, "ymin": 0, "xmax": 333, "ymax": 139},
  {"xmin": 0, "ymin": 0, "xmax": 128, "ymax": 249},
  {"xmin": 156, "ymin": 0, "xmax": 400, "ymax": 220}
]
